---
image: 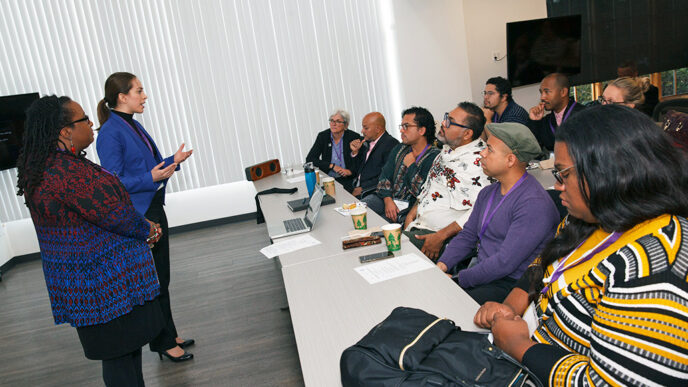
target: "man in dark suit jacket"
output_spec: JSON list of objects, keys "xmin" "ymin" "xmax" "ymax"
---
[
  {"xmin": 306, "ymin": 110, "xmax": 362, "ymax": 191},
  {"xmin": 526, "ymin": 73, "xmax": 585, "ymax": 153},
  {"xmin": 349, "ymin": 112, "xmax": 399, "ymax": 198}
]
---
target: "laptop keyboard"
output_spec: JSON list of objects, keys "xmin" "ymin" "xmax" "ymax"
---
[{"xmin": 284, "ymin": 218, "xmax": 307, "ymax": 232}]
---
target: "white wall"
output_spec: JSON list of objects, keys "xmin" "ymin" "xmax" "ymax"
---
[
  {"xmin": 389, "ymin": 0, "xmax": 474, "ymax": 125},
  {"xmin": 463, "ymin": 0, "xmax": 547, "ymax": 110}
]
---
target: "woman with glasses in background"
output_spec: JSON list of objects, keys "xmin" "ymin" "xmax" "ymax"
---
[
  {"xmin": 96, "ymin": 72, "xmax": 195, "ymax": 363},
  {"xmin": 306, "ymin": 109, "xmax": 362, "ymax": 192},
  {"xmin": 597, "ymin": 76, "xmax": 649, "ymax": 109},
  {"xmin": 474, "ymin": 105, "xmax": 688, "ymax": 386},
  {"xmin": 17, "ymin": 95, "xmax": 165, "ymax": 386}
]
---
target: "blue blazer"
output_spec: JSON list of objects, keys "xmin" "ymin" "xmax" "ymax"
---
[{"xmin": 96, "ymin": 113, "xmax": 178, "ymax": 215}]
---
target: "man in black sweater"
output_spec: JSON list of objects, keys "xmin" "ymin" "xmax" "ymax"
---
[{"xmin": 349, "ymin": 112, "xmax": 399, "ymax": 198}]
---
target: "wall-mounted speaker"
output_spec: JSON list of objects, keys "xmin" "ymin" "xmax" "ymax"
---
[{"xmin": 244, "ymin": 159, "xmax": 281, "ymax": 181}]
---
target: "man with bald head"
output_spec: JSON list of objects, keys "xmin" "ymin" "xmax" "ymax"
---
[
  {"xmin": 526, "ymin": 73, "xmax": 585, "ymax": 152},
  {"xmin": 349, "ymin": 112, "xmax": 399, "ymax": 197}
]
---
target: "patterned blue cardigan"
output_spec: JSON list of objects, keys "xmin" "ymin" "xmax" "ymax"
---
[{"xmin": 28, "ymin": 151, "xmax": 160, "ymax": 327}]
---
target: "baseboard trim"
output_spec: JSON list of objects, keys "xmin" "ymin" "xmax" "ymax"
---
[
  {"xmin": 0, "ymin": 212, "xmax": 258, "ymax": 280},
  {"xmin": 168, "ymin": 212, "xmax": 257, "ymax": 234}
]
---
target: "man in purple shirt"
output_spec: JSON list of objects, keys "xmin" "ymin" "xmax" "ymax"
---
[{"xmin": 437, "ymin": 122, "xmax": 559, "ymax": 304}]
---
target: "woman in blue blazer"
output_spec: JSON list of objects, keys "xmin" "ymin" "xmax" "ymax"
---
[{"xmin": 96, "ymin": 72, "xmax": 194, "ymax": 362}]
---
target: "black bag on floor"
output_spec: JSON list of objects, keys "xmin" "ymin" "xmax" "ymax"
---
[{"xmin": 340, "ymin": 307, "xmax": 541, "ymax": 387}]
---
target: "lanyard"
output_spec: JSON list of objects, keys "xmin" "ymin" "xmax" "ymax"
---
[
  {"xmin": 549, "ymin": 101, "xmax": 576, "ymax": 134},
  {"xmin": 414, "ymin": 144, "xmax": 431, "ymax": 164},
  {"xmin": 330, "ymin": 133, "xmax": 344, "ymax": 163},
  {"xmin": 121, "ymin": 117, "xmax": 155, "ymax": 156},
  {"xmin": 478, "ymin": 173, "xmax": 528, "ymax": 241},
  {"xmin": 541, "ymin": 231, "xmax": 622, "ymax": 294}
]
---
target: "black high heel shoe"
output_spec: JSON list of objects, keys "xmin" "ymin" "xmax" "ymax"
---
[
  {"xmin": 177, "ymin": 338, "xmax": 195, "ymax": 349},
  {"xmin": 158, "ymin": 349, "xmax": 194, "ymax": 362}
]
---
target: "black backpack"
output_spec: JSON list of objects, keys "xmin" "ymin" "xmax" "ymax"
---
[{"xmin": 340, "ymin": 307, "xmax": 542, "ymax": 386}]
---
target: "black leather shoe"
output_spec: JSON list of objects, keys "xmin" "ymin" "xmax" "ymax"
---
[
  {"xmin": 158, "ymin": 350, "xmax": 194, "ymax": 362},
  {"xmin": 177, "ymin": 338, "xmax": 195, "ymax": 349}
]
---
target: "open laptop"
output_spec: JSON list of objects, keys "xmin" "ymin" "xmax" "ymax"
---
[{"xmin": 268, "ymin": 185, "xmax": 324, "ymax": 239}]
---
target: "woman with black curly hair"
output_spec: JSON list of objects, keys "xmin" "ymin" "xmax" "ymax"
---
[{"xmin": 17, "ymin": 95, "xmax": 164, "ymax": 386}]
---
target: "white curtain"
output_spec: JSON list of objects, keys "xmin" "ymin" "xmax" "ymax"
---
[{"xmin": 0, "ymin": 0, "xmax": 393, "ymax": 222}]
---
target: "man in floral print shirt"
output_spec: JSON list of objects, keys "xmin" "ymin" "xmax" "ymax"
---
[{"xmin": 403, "ymin": 102, "xmax": 490, "ymax": 260}]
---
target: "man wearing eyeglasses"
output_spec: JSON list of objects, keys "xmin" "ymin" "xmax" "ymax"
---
[
  {"xmin": 436, "ymin": 122, "xmax": 559, "ymax": 304},
  {"xmin": 361, "ymin": 107, "xmax": 440, "ymax": 223},
  {"xmin": 481, "ymin": 77, "xmax": 529, "ymax": 126},
  {"xmin": 402, "ymin": 102, "xmax": 490, "ymax": 261},
  {"xmin": 526, "ymin": 73, "xmax": 585, "ymax": 153}
]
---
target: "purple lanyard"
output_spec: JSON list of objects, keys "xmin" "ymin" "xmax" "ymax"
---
[
  {"xmin": 414, "ymin": 144, "xmax": 431, "ymax": 164},
  {"xmin": 121, "ymin": 117, "xmax": 155, "ymax": 155},
  {"xmin": 478, "ymin": 173, "xmax": 528, "ymax": 241},
  {"xmin": 541, "ymin": 231, "xmax": 622, "ymax": 294},
  {"xmin": 549, "ymin": 101, "xmax": 576, "ymax": 134},
  {"xmin": 330, "ymin": 133, "xmax": 344, "ymax": 163}
]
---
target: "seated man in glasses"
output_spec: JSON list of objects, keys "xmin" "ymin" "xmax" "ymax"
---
[
  {"xmin": 437, "ymin": 122, "xmax": 559, "ymax": 305},
  {"xmin": 481, "ymin": 77, "xmax": 529, "ymax": 126},
  {"xmin": 402, "ymin": 102, "xmax": 490, "ymax": 261},
  {"xmin": 361, "ymin": 106, "xmax": 440, "ymax": 223}
]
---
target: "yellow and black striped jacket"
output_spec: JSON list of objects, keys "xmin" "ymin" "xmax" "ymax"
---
[{"xmin": 522, "ymin": 214, "xmax": 688, "ymax": 386}]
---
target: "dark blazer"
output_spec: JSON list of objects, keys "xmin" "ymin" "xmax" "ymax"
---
[
  {"xmin": 350, "ymin": 131, "xmax": 399, "ymax": 196},
  {"xmin": 306, "ymin": 129, "xmax": 361, "ymax": 191},
  {"xmin": 526, "ymin": 97, "xmax": 585, "ymax": 152}
]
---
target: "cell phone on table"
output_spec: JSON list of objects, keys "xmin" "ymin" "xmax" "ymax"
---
[{"xmin": 359, "ymin": 250, "xmax": 394, "ymax": 264}]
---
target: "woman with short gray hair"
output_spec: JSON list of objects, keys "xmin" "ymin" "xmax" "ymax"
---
[{"xmin": 306, "ymin": 109, "xmax": 362, "ymax": 192}]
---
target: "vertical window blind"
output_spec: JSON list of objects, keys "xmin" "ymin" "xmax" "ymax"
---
[{"xmin": 0, "ymin": 0, "xmax": 394, "ymax": 222}]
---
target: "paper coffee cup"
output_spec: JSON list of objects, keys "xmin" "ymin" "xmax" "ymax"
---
[
  {"xmin": 323, "ymin": 177, "xmax": 336, "ymax": 196},
  {"xmin": 350, "ymin": 208, "xmax": 367, "ymax": 230},
  {"xmin": 381, "ymin": 223, "xmax": 402, "ymax": 251}
]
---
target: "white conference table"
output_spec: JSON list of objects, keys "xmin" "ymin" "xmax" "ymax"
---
[
  {"xmin": 282, "ymin": 241, "xmax": 483, "ymax": 386},
  {"xmin": 253, "ymin": 171, "xmax": 484, "ymax": 386}
]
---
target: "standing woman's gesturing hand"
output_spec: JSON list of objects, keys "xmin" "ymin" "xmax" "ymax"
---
[
  {"xmin": 151, "ymin": 162, "xmax": 178, "ymax": 182},
  {"xmin": 174, "ymin": 143, "xmax": 193, "ymax": 164}
]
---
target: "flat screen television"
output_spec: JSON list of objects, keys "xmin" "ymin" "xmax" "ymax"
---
[
  {"xmin": 0, "ymin": 93, "xmax": 39, "ymax": 171},
  {"xmin": 507, "ymin": 15, "xmax": 581, "ymax": 87}
]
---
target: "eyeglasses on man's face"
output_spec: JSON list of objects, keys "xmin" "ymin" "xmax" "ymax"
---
[
  {"xmin": 67, "ymin": 115, "xmax": 90, "ymax": 126},
  {"xmin": 597, "ymin": 96, "xmax": 623, "ymax": 105},
  {"xmin": 482, "ymin": 91, "xmax": 498, "ymax": 97},
  {"xmin": 398, "ymin": 123, "xmax": 418, "ymax": 131},
  {"xmin": 329, "ymin": 119, "xmax": 345, "ymax": 125},
  {"xmin": 551, "ymin": 165, "xmax": 575, "ymax": 185},
  {"xmin": 442, "ymin": 112, "xmax": 470, "ymax": 130}
]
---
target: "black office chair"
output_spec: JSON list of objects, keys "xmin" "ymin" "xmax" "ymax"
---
[{"xmin": 652, "ymin": 96, "xmax": 688, "ymax": 122}]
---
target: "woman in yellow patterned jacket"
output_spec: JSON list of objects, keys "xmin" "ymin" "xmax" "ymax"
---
[{"xmin": 474, "ymin": 105, "xmax": 688, "ymax": 386}]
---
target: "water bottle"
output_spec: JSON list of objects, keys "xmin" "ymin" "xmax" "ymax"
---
[{"xmin": 304, "ymin": 162, "xmax": 316, "ymax": 197}]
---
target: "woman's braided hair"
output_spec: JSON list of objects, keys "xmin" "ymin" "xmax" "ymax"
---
[{"xmin": 16, "ymin": 95, "xmax": 73, "ymax": 204}]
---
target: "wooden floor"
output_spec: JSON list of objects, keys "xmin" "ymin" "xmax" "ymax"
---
[{"xmin": 0, "ymin": 220, "xmax": 305, "ymax": 386}]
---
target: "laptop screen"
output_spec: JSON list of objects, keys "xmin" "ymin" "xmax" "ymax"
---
[{"xmin": 304, "ymin": 187, "xmax": 324, "ymax": 226}]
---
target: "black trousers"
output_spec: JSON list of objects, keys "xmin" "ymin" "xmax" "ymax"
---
[
  {"xmin": 145, "ymin": 190, "xmax": 178, "ymax": 352},
  {"xmin": 463, "ymin": 276, "xmax": 518, "ymax": 305},
  {"xmin": 102, "ymin": 348, "xmax": 144, "ymax": 387}
]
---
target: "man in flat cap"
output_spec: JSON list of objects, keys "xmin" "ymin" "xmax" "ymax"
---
[{"xmin": 437, "ymin": 122, "xmax": 560, "ymax": 304}]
